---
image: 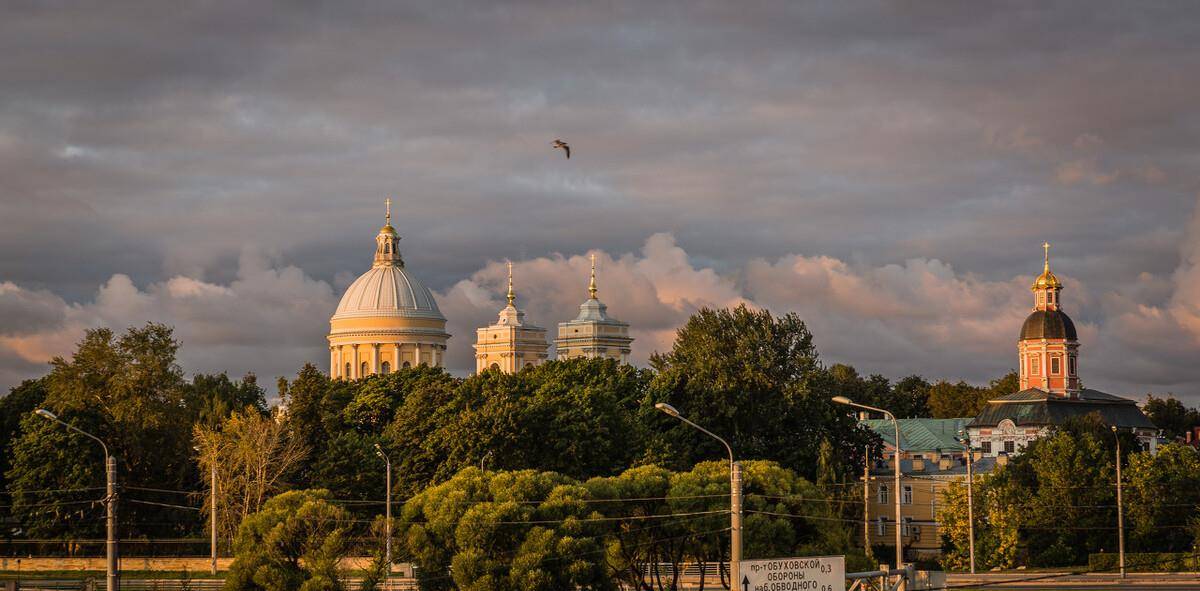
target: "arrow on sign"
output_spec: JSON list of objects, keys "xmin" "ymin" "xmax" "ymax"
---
[{"xmin": 742, "ymin": 575, "xmax": 750, "ymax": 591}]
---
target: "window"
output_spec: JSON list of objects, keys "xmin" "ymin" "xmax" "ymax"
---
[
  {"xmin": 1031, "ymin": 357, "xmax": 1040, "ymax": 375},
  {"xmin": 878, "ymin": 484, "xmax": 888, "ymax": 504},
  {"xmin": 1069, "ymin": 356, "xmax": 1077, "ymax": 376},
  {"xmin": 402, "ymin": 361, "xmax": 411, "ymax": 368},
  {"xmin": 981, "ymin": 441, "xmax": 993, "ymax": 454},
  {"xmin": 345, "ymin": 363, "xmax": 351, "ymax": 377},
  {"xmin": 902, "ymin": 485, "xmax": 913, "ymax": 505},
  {"xmin": 876, "ymin": 517, "xmax": 885, "ymax": 536},
  {"xmin": 1004, "ymin": 441, "xmax": 1015, "ymax": 454},
  {"xmin": 1051, "ymin": 357, "xmax": 1061, "ymax": 375},
  {"xmin": 381, "ymin": 361, "xmax": 390, "ymax": 374},
  {"xmin": 902, "ymin": 517, "xmax": 913, "ymax": 537},
  {"xmin": 490, "ymin": 363, "xmax": 500, "ymax": 371},
  {"xmin": 361, "ymin": 361, "xmax": 369, "ymax": 376}
]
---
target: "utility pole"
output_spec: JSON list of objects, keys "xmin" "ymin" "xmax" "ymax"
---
[
  {"xmin": 863, "ymin": 445, "xmax": 870, "ymax": 554},
  {"xmin": 210, "ymin": 462, "xmax": 218, "ymax": 575},
  {"xmin": 1112, "ymin": 426, "xmax": 1125, "ymax": 579},
  {"xmin": 958, "ymin": 430, "xmax": 976, "ymax": 574}
]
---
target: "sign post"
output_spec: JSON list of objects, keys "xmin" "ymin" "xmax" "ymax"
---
[{"xmin": 739, "ymin": 556, "xmax": 845, "ymax": 591}]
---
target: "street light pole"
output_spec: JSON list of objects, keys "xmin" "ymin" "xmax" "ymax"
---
[
  {"xmin": 1112, "ymin": 426, "xmax": 1125, "ymax": 579},
  {"xmin": 654, "ymin": 403, "xmax": 741, "ymax": 589},
  {"xmin": 36, "ymin": 409, "xmax": 118, "ymax": 591},
  {"xmin": 957, "ymin": 431, "xmax": 976, "ymax": 575},
  {"xmin": 374, "ymin": 444, "xmax": 393, "ymax": 569},
  {"xmin": 833, "ymin": 397, "xmax": 903, "ymax": 572}
]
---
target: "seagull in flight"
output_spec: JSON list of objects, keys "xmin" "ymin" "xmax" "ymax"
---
[{"xmin": 552, "ymin": 139, "xmax": 570, "ymax": 159}]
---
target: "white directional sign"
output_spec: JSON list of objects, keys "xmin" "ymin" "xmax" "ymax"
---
[{"xmin": 739, "ymin": 555, "xmax": 845, "ymax": 591}]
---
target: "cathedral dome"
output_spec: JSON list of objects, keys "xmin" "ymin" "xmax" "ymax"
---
[
  {"xmin": 1020, "ymin": 309, "xmax": 1077, "ymax": 341},
  {"xmin": 332, "ymin": 265, "xmax": 444, "ymax": 321}
]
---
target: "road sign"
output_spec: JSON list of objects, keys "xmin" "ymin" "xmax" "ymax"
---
[{"xmin": 739, "ymin": 555, "xmax": 845, "ymax": 591}]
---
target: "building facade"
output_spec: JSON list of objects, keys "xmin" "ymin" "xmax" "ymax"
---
[
  {"xmin": 473, "ymin": 262, "xmax": 550, "ymax": 373},
  {"xmin": 554, "ymin": 254, "xmax": 634, "ymax": 363},
  {"xmin": 328, "ymin": 202, "xmax": 450, "ymax": 378}
]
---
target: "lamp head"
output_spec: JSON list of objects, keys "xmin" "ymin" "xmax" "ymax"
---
[
  {"xmin": 654, "ymin": 402, "xmax": 680, "ymax": 418},
  {"xmin": 34, "ymin": 409, "xmax": 57, "ymax": 421},
  {"xmin": 1111, "ymin": 425, "xmax": 1118, "ymax": 433},
  {"xmin": 831, "ymin": 396, "xmax": 853, "ymax": 406}
]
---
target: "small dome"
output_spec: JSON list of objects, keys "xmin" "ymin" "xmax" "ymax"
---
[
  {"xmin": 332, "ymin": 265, "xmax": 444, "ymax": 321},
  {"xmin": 1032, "ymin": 269, "xmax": 1063, "ymax": 290},
  {"xmin": 1020, "ymin": 309, "xmax": 1077, "ymax": 341}
]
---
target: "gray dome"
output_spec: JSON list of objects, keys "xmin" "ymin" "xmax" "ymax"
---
[
  {"xmin": 1020, "ymin": 310, "xmax": 1077, "ymax": 341},
  {"xmin": 332, "ymin": 265, "xmax": 444, "ymax": 321}
]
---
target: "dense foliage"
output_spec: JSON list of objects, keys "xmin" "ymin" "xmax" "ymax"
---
[
  {"xmin": 223, "ymin": 489, "xmax": 351, "ymax": 591},
  {"xmin": 396, "ymin": 461, "xmax": 871, "ymax": 591},
  {"xmin": 938, "ymin": 417, "xmax": 1200, "ymax": 569}
]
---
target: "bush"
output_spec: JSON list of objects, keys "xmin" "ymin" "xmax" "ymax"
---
[{"xmin": 1088, "ymin": 552, "xmax": 1200, "ymax": 573}]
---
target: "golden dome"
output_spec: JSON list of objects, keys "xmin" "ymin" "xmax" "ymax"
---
[{"xmin": 1031, "ymin": 241, "xmax": 1063, "ymax": 291}]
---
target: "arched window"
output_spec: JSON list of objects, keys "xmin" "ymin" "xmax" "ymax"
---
[
  {"xmin": 524, "ymin": 362, "xmax": 534, "ymax": 369},
  {"xmin": 490, "ymin": 363, "xmax": 500, "ymax": 371},
  {"xmin": 381, "ymin": 361, "xmax": 391, "ymax": 374},
  {"xmin": 361, "ymin": 361, "xmax": 370, "ymax": 376},
  {"xmin": 345, "ymin": 363, "xmax": 351, "ymax": 377},
  {"xmin": 402, "ymin": 361, "xmax": 411, "ymax": 368}
]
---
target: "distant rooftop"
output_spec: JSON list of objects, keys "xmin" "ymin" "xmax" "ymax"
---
[{"xmin": 860, "ymin": 417, "xmax": 971, "ymax": 454}]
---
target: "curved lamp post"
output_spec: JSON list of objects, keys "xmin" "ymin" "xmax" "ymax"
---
[
  {"xmin": 35, "ymin": 409, "xmax": 118, "ymax": 591},
  {"xmin": 832, "ymin": 396, "xmax": 903, "ymax": 571},
  {"xmin": 654, "ymin": 402, "xmax": 741, "ymax": 588}
]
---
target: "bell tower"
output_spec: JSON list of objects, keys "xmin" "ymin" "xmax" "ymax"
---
[{"xmin": 1017, "ymin": 243, "xmax": 1080, "ymax": 396}]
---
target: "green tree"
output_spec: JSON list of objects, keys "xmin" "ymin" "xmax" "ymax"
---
[
  {"xmin": 6, "ymin": 324, "xmax": 198, "ymax": 540},
  {"xmin": 1142, "ymin": 394, "xmax": 1200, "ymax": 440},
  {"xmin": 223, "ymin": 489, "xmax": 352, "ymax": 591},
  {"xmin": 927, "ymin": 380, "xmax": 990, "ymax": 418},
  {"xmin": 396, "ymin": 468, "xmax": 611, "ymax": 591},
  {"xmin": 187, "ymin": 372, "xmax": 268, "ymax": 428},
  {"xmin": 0, "ymin": 378, "xmax": 46, "ymax": 515},
  {"xmin": 1123, "ymin": 443, "xmax": 1200, "ymax": 552},
  {"xmin": 645, "ymin": 305, "xmax": 871, "ymax": 481},
  {"xmin": 938, "ymin": 416, "xmax": 1132, "ymax": 568},
  {"xmin": 987, "ymin": 371, "xmax": 1020, "ymax": 398}
]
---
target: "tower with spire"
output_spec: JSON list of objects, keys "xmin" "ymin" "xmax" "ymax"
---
[
  {"xmin": 473, "ymin": 261, "xmax": 549, "ymax": 373},
  {"xmin": 1017, "ymin": 242, "xmax": 1080, "ymax": 395},
  {"xmin": 554, "ymin": 253, "xmax": 634, "ymax": 362}
]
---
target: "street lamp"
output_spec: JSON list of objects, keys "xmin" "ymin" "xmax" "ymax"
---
[
  {"xmin": 832, "ymin": 396, "xmax": 903, "ymax": 571},
  {"xmin": 374, "ymin": 443, "xmax": 392, "ymax": 569},
  {"xmin": 955, "ymin": 430, "xmax": 976, "ymax": 575},
  {"xmin": 1111, "ymin": 426, "xmax": 1126, "ymax": 579},
  {"xmin": 653, "ymin": 402, "xmax": 742, "ymax": 589},
  {"xmin": 35, "ymin": 409, "xmax": 118, "ymax": 591}
]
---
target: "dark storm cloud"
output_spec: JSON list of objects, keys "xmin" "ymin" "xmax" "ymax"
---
[{"xmin": 2, "ymin": 1, "xmax": 1200, "ymax": 400}]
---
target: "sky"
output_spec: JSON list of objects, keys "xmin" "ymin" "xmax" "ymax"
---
[{"xmin": 2, "ymin": 2, "xmax": 1200, "ymax": 404}]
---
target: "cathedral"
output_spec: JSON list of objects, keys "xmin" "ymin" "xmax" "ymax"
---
[
  {"xmin": 966, "ymin": 244, "xmax": 1157, "ymax": 454},
  {"xmin": 329, "ymin": 205, "xmax": 633, "ymax": 377}
]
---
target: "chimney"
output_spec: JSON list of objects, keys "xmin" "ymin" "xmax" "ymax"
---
[
  {"xmin": 997, "ymin": 452, "xmax": 1009, "ymax": 467},
  {"xmin": 912, "ymin": 457, "xmax": 925, "ymax": 472},
  {"xmin": 939, "ymin": 455, "xmax": 952, "ymax": 471}
]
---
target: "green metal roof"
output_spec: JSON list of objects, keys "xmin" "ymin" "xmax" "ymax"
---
[{"xmin": 859, "ymin": 418, "xmax": 971, "ymax": 453}]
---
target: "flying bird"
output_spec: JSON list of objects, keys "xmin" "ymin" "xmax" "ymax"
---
[{"xmin": 552, "ymin": 139, "xmax": 570, "ymax": 159}]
